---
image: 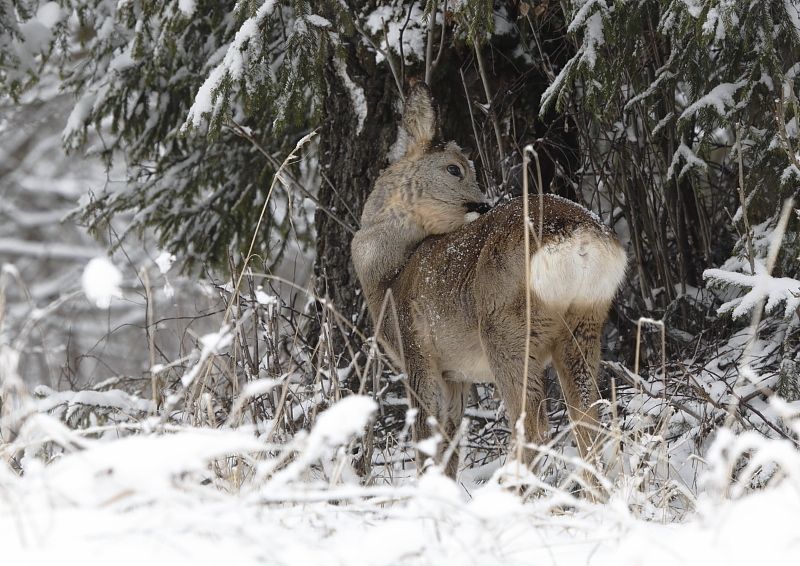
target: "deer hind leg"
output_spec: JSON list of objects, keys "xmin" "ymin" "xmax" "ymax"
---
[
  {"xmin": 480, "ymin": 318, "xmax": 549, "ymax": 465},
  {"xmin": 407, "ymin": 357, "xmax": 469, "ymax": 478},
  {"xmin": 551, "ymin": 308, "xmax": 605, "ymax": 469}
]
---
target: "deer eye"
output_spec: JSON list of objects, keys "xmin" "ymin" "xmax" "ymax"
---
[{"xmin": 446, "ymin": 164, "xmax": 463, "ymax": 178}]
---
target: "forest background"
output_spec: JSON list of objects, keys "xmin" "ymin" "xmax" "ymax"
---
[{"xmin": 3, "ymin": 1, "xmax": 800, "ymax": 562}]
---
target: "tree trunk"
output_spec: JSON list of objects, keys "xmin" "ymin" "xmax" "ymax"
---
[
  {"xmin": 313, "ymin": 30, "xmax": 397, "ymax": 389},
  {"xmin": 311, "ymin": 3, "xmax": 579, "ymax": 393}
]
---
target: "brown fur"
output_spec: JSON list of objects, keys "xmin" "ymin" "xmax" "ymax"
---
[{"xmin": 351, "ymin": 84, "xmax": 627, "ymax": 478}]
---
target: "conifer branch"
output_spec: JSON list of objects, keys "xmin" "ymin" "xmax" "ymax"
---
[{"xmin": 226, "ymin": 121, "xmax": 357, "ymax": 236}]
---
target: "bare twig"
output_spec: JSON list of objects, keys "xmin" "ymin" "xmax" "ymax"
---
[
  {"xmin": 735, "ymin": 123, "xmax": 756, "ymax": 275},
  {"xmin": 459, "ymin": 68, "xmax": 490, "ymax": 188},
  {"xmin": 473, "ymin": 40, "xmax": 507, "ymax": 186},
  {"xmin": 142, "ymin": 267, "xmax": 160, "ymax": 413},
  {"xmin": 432, "ymin": 0, "xmax": 448, "ymax": 72},
  {"xmin": 396, "ymin": 7, "xmax": 414, "ymax": 87},
  {"xmin": 351, "ymin": 19, "xmax": 405, "ymax": 101},
  {"xmin": 424, "ymin": 0, "xmax": 438, "ymax": 85},
  {"xmin": 515, "ymin": 146, "xmax": 535, "ymax": 473},
  {"xmin": 226, "ymin": 122, "xmax": 356, "ymax": 235}
]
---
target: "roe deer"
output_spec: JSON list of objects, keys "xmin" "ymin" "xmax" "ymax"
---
[{"xmin": 351, "ymin": 83, "xmax": 627, "ymax": 479}]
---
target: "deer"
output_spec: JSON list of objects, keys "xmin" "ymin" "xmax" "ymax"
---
[{"xmin": 351, "ymin": 83, "xmax": 627, "ymax": 481}]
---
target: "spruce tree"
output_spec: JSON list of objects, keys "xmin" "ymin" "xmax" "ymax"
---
[
  {"xmin": 7, "ymin": 0, "xmax": 800, "ymax": 433},
  {"xmin": 547, "ymin": 0, "xmax": 800, "ymax": 394},
  {"xmin": 4, "ymin": 1, "xmax": 575, "ymax": 371}
]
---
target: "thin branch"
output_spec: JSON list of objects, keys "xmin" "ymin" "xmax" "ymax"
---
[
  {"xmin": 319, "ymin": 169, "xmax": 360, "ymax": 228},
  {"xmin": 396, "ymin": 7, "xmax": 414, "ymax": 87},
  {"xmin": 351, "ymin": 19, "xmax": 404, "ymax": 101},
  {"xmin": 473, "ymin": 41, "xmax": 508, "ymax": 186},
  {"xmin": 432, "ymin": 0, "xmax": 448, "ymax": 72},
  {"xmin": 226, "ymin": 122, "xmax": 356, "ymax": 235},
  {"xmin": 735, "ymin": 123, "xmax": 755, "ymax": 275},
  {"xmin": 424, "ymin": 0, "xmax": 438, "ymax": 85},
  {"xmin": 459, "ymin": 67, "xmax": 490, "ymax": 191}
]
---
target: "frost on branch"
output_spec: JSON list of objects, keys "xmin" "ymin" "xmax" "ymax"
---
[
  {"xmin": 183, "ymin": 2, "xmax": 335, "ymax": 136},
  {"xmin": 261, "ymin": 396, "xmax": 377, "ymax": 490},
  {"xmin": 0, "ymin": 1, "xmax": 63, "ymax": 98},
  {"xmin": 704, "ymin": 205, "xmax": 800, "ymax": 322},
  {"xmin": 540, "ymin": 0, "xmax": 609, "ymax": 111},
  {"xmin": 304, "ymin": 395, "xmax": 377, "ymax": 458},
  {"xmin": 180, "ymin": 326, "xmax": 234, "ymax": 387},
  {"xmin": 183, "ymin": 1, "xmax": 279, "ymax": 134},
  {"xmin": 705, "ymin": 259, "xmax": 800, "ymax": 320},
  {"xmin": 679, "ymin": 81, "xmax": 746, "ymax": 123},
  {"xmin": 364, "ymin": 3, "xmax": 429, "ymax": 64}
]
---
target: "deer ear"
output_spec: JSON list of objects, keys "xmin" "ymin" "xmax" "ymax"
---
[{"xmin": 403, "ymin": 82, "xmax": 441, "ymax": 153}]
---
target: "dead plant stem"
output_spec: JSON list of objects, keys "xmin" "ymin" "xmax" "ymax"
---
[{"xmin": 473, "ymin": 41, "xmax": 507, "ymax": 186}]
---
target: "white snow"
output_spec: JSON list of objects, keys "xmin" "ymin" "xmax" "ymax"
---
[
  {"xmin": 780, "ymin": 163, "xmax": 800, "ymax": 185},
  {"xmin": 155, "ymin": 251, "xmax": 177, "ymax": 274},
  {"xmin": 178, "ymin": 0, "xmax": 196, "ymax": 17},
  {"xmin": 679, "ymin": 0, "xmax": 705, "ymax": 19},
  {"xmin": 0, "ymin": 238, "xmax": 103, "ymax": 260},
  {"xmin": 334, "ymin": 58, "xmax": 367, "ymax": 135},
  {"xmin": 155, "ymin": 251, "xmax": 177, "ymax": 299},
  {"xmin": 705, "ymin": 258, "xmax": 800, "ymax": 319},
  {"xmin": 304, "ymin": 395, "xmax": 376, "ymax": 457},
  {"xmin": 671, "ymin": 142, "xmax": 709, "ymax": 178},
  {"xmin": 786, "ymin": 0, "xmax": 800, "ymax": 42},
  {"xmin": 4, "ymin": 402, "xmax": 800, "ymax": 564},
  {"xmin": 681, "ymin": 81, "xmax": 745, "ymax": 120},
  {"xmin": 493, "ymin": 7, "xmax": 515, "ymax": 36},
  {"xmin": 305, "ymin": 14, "xmax": 331, "ymax": 28},
  {"xmin": 542, "ymin": 1, "xmax": 609, "ymax": 109},
  {"xmin": 199, "ymin": 328, "xmax": 233, "ymax": 360},
  {"xmin": 255, "ymin": 288, "xmax": 278, "ymax": 306},
  {"xmin": 108, "ymin": 45, "xmax": 135, "ymax": 73},
  {"xmin": 9, "ymin": 2, "xmax": 800, "ymax": 562},
  {"xmin": 81, "ymin": 257, "xmax": 123, "ymax": 309},
  {"xmin": 184, "ymin": 1, "xmax": 278, "ymax": 129},
  {"xmin": 63, "ymin": 94, "xmax": 97, "ymax": 143},
  {"xmin": 180, "ymin": 327, "xmax": 233, "ymax": 387},
  {"xmin": 36, "ymin": 2, "xmax": 63, "ymax": 28},
  {"xmin": 34, "ymin": 386, "xmax": 152, "ymax": 417},
  {"xmin": 580, "ymin": 11, "xmax": 606, "ymax": 69},
  {"xmin": 364, "ymin": 4, "xmax": 428, "ymax": 64}
]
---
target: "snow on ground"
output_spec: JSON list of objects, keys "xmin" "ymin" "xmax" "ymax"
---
[{"xmin": 3, "ymin": 402, "xmax": 800, "ymax": 565}]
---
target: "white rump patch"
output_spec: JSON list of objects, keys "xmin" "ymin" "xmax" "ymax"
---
[
  {"xmin": 529, "ymin": 229, "xmax": 627, "ymax": 308},
  {"xmin": 464, "ymin": 211, "xmax": 481, "ymax": 223}
]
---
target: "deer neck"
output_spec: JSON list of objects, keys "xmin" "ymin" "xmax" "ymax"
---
[{"xmin": 352, "ymin": 215, "xmax": 426, "ymax": 313}]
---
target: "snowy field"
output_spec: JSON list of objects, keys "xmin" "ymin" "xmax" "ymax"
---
[{"xmin": 4, "ymin": 402, "xmax": 800, "ymax": 565}]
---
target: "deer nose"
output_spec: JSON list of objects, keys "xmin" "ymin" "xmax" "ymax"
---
[{"xmin": 465, "ymin": 202, "xmax": 491, "ymax": 215}]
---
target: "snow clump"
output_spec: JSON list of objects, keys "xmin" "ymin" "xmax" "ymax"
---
[{"xmin": 82, "ymin": 257, "xmax": 123, "ymax": 309}]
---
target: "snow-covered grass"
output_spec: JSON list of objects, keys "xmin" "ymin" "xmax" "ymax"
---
[
  {"xmin": 4, "ymin": 374, "xmax": 800, "ymax": 564},
  {"xmin": 1, "ymin": 154, "xmax": 798, "ymax": 561},
  {"xmin": 3, "ymin": 258, "xmax": 800, "ymax": 565}
]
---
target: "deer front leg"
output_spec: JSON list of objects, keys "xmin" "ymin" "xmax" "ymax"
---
[{"xmin": 406, "ymin": 355, "xmax": 468, "ymax": 478}]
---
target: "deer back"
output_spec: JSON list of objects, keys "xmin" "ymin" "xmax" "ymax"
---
[{"xmin": 380, "ymin": 196, "xmax": 626, "ymax": 377}]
